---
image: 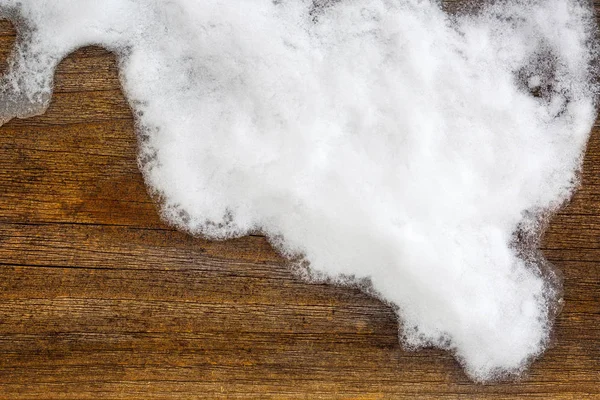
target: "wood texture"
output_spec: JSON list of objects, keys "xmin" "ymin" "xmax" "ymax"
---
[{"xmin": 0, "ymin": 8, "xmax": 598, "ymax": 399}]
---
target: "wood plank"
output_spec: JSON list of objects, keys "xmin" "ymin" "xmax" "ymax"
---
[{"xmin": 0, "ymin": 6, "xmax": 598, "ymax": 399}]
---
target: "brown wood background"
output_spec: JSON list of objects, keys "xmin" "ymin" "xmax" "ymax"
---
[{"xmin": 0, "ymin": 4, "xmax": 598, "ymax": 399}]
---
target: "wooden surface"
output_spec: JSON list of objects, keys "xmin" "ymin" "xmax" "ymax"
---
[{"xmin": 0, "ymin": 10, "xmax": 598, "ymax": 400}]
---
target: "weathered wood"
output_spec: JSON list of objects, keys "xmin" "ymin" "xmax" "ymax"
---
[{"xmin": 0, "ymin": 10, "xmax": 597, "ymax": 400}]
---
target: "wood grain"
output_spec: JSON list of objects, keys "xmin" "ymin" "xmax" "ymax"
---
[{"xmin": 0, "ymin": 7, "xmax": 598, "ymax": 400}]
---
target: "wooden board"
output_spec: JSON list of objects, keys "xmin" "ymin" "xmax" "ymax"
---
[{"xmin": 0, "ymin": 7, "xmax": 598, "ymax": 399}]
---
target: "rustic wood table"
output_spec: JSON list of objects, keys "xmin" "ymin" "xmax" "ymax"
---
[{"xmin": 0, "ymin": 6, "xmax": 598, "ymax": 400}]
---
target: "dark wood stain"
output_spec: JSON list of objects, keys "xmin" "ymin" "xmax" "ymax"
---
[{"xmin": 0, "ymin": 5, "xmax": 598, "ymax": 399}]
